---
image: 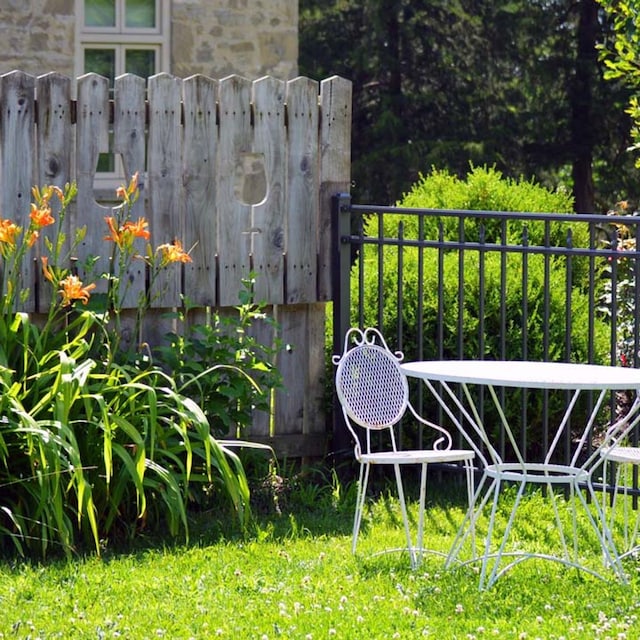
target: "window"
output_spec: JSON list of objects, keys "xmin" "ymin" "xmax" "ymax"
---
[{"xmin": 77, "ymin": 0, "xmax": 169, "ymax": 185}]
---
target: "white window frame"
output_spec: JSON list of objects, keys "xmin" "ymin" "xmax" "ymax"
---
[{"xmin": 75, "ymin": 0, "xmax": 170, "ymax": 190}]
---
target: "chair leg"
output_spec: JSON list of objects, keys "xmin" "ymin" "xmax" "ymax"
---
[
  {"xmin": 446, "ymin": 470, "xmax": 489, "ymax": 569},
  {"xmin": 484, "ymin": 478, "xmax": 526, "ymax": 590},
  {"xmin": 415, "ymin": 462, "xmax": 428, "ymax": 566},
  {"xmin": 352, "ymin": 462, "xmax": 370, "ymax": 554},
  {"xmin": 393, "ymin": 463, "xmax": 417, "ymax": 568},
  {"xmin": 464, "ymin": 459, "xmax": 477, "ymax": 560}
]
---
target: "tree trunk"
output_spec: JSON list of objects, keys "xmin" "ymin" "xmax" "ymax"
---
[{"xmin": 570, "ymin": 0, "xmax": 599, "ymax": 213}]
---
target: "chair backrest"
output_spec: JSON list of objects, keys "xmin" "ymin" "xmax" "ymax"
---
[{"xmin": 333, "ymin": 327, "xmax": 409, "ymax": 434}]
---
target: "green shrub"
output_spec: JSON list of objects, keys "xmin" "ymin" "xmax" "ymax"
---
[{"xmin": 354, "ymin": 166, "xmax": 611, "ymax": 457}]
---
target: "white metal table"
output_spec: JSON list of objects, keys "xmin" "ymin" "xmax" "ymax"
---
[{"xmin": 400, "ymin": 360, "xmax": 640, "ymax": 589}]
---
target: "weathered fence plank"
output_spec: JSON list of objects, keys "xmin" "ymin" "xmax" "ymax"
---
[
  {"xmin": 0, "ymin": 70, "xmax": 352, "ymax": 460},
  {"xmin": 217, "ymin": 75, "xmax": 253, "ymax": 307},
  {"xmin": 148, "ymin": 73, "xmax": 183, "ymax": 309},
  {"xmin": 286, "ymin": 76, "xmax": 319, "ymax": 304},
  {"xmin": 75, "ymin": 73, "xmax": 111, "ymax": 294},
  {"xmin": 35, "ymin": 72, "xmax": 72, "ymax": 311},
  {"xmin": 318, "ymin": 76, "xmax": 352, "ymax": 302},
  {"xmin": 251, "ymin": 76, "xmax": 285, "ymax": 304},
  {"xmin": 114, "ymin": 73, "xmax": 147, "ymax": 309},
  {"xmin": 0, "ymin": 71, "xmax": 36, "ymax": 311},
  {"xmin": 182, "ymin": 74, "xmax": 218, "ymax": 307}
]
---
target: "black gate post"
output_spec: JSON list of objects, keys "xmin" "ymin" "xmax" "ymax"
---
[{"xmin": 331, "ymin": 192, "xmax": 353, "ymax": 458}]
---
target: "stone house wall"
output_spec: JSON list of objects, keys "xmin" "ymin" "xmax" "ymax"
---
[{"xmin": 0, "ymin": 0, "xmax": 298, "ymax": 80}]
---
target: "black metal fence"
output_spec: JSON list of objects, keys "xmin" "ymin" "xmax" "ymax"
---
[{"xmin": 331, "ymin": 194, "xmax": 640, "ymax": 480}]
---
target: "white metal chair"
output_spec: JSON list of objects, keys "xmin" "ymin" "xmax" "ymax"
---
[
  {"xmin": 600, "ymin": 445, "xmax": 640, "ymax": 561},
  {"xmin": 333, "ymin": 327, "xmax": 475, "ymax": 568}
]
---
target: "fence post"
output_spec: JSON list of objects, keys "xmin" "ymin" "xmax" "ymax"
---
[{"xmin": 331, "ymin": 192, "xmax": 353, "ymax": 458}]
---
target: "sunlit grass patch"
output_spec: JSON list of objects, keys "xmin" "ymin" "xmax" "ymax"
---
[{"xmin": 1, "ymin": 487, "xmax": 640, "ymax": 639}]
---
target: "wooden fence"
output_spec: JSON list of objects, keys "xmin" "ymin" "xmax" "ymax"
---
[{"xmin": 0, "ymin": 70, "xmax": 352, "ymax": 458}]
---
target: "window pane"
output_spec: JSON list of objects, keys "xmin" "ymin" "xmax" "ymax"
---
[
  {"xmin": 97, "ymin": 150, "xmax": 115, "ymax": 173},
  {"xmin": 126, "ymin": 49, "xmax": 156, "ymax": 77},
  {"xmin": 126, "ymin": 0, "xmax": 156, "ymax": 28},
  {"xmin": 85, "ymin": 49, "xmax": 116, "ymax": 83},
  {"xmin": 85, "ymin": 0, "xmax": 116, "ymax": 27}
]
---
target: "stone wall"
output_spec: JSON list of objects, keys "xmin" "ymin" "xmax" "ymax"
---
[
  {"xmin": 0, "ymin": 0, "xmax": 298, "ymax": 80},
  {"xmin": 172, "ymin": 0, "xmax": 298, "ymax": 80},
  {"xmin": 0, "ymin": 1, "xmax": 77, "ymax": 78}
]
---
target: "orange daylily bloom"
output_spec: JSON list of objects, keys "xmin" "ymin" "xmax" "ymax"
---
[
  {"xmin": 157, "ymin": 239, "xmax": 192, "ymax": 265},
  {"xmin": 0, "ymin": 218, "xmax": 21, "ymax": 247},
  {"xmin": 41, "ymin": 256, "xmax": 55, "ymax": 283},
  {"xmin": 33, "ymin": 184, "xmax": 65, "ymax": 205},
  {"xmin": 122, "ymin": 217, "xmax": 150, "ymax": 241},
  {"xmin": 104, "ymin": 216, "xmax": 121, "ymax": 244},
  {"xmin": 116, "ymin": 172, "xmax": 140, "ymax": 205},
  {"xmin": 58, "ymin": 275, "xmax": 96, "ymax": 306},
  {"xmin": 30, "ymin": 202, "xmax": 55, "ymax": 228},
  {"xmin": 27, "ymin": 230, "xmax": 39, "ymax": 247},
  {"xmin": 104, "ymin": 215, "xmax": 149, "ymax": 248}
]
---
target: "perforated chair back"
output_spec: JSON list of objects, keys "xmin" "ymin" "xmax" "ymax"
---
[
  {"xmin": 333, "ymin": 327, "xmax": 410, "ymax": 457},
  {"xmin": 336, "ymin": 339, "xmax": 409, "ymax": 430}
]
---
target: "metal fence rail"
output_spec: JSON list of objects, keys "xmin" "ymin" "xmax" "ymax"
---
[{"xmin": 331, "ymin": 194, "xmax": 640, "ymax": 494}]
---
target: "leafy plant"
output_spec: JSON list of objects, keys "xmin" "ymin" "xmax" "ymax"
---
[
  {"xmin": 156, "ymin": 281, "xmax": 283, "ymax": 440},
  {"xmin": 0, "ymin": 176, "xmax": 275, "ymax": 558},
  {"xmin": 597, "ymin": 200, "xmax": 640, "ymax": 370}
]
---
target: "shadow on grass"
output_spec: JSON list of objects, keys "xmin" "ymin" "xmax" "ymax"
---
[{"xmin": 0, "ymin": 460, "xmax": 474, "ymax": 567}]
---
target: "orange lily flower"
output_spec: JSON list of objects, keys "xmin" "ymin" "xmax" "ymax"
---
[
  {"xmin": 122, "ymin": 217, "xmax": 150, "ymax": 241},
  {"xmin": 41, "ymin": 256, "xmax": 55, "ymax": 283},
  {"xmin": 104, "ymin": 216, "xmax": 123, "ymax": 246},
  {"xmin": 158, "ymin": 239, "xmax": 192, "ymax": 266},
  {"xmin": 0, "ymin": 218, "xmax": 21, "ymax": 248},
  {"xmin": 30, "ymin": 202, "xmax": 55, "ymax": 228},
  {"xmin": 58, "ymin": 275, "xmax": 96, "ymax": 306},
  {"xmin": 104, "ymin": 215, "xmax": 149, "ymax": 248},
  {"xmin": 27, "ymin": 230, "xmax": 39, "ymax": 247},
  {"xmin": 116, "ymin": 172, "xmax": 140, "ymax": 205}
]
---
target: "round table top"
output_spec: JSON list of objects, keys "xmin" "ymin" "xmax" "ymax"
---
[{"xmin": 399, "ymin": 360, "xmax": 640, "ymax": 391}]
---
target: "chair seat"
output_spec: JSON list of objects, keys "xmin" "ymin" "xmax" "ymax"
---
[
  {"xmin": 361, "ymin": 449, "xmax": 475, "ymax": 465},
  {"xmin": 484, "ymin": 462, "xmax": 589, "ymax": 484}
]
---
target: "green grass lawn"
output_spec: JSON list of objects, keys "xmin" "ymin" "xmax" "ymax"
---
[{"xmin": 2, "ymin": 477, "xmax": 640, "ymax": 639}]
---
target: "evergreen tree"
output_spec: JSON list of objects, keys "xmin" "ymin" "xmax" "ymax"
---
[{"xmin": 300, "ymin": 0, "xmax": 634, "ymax": 211}]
